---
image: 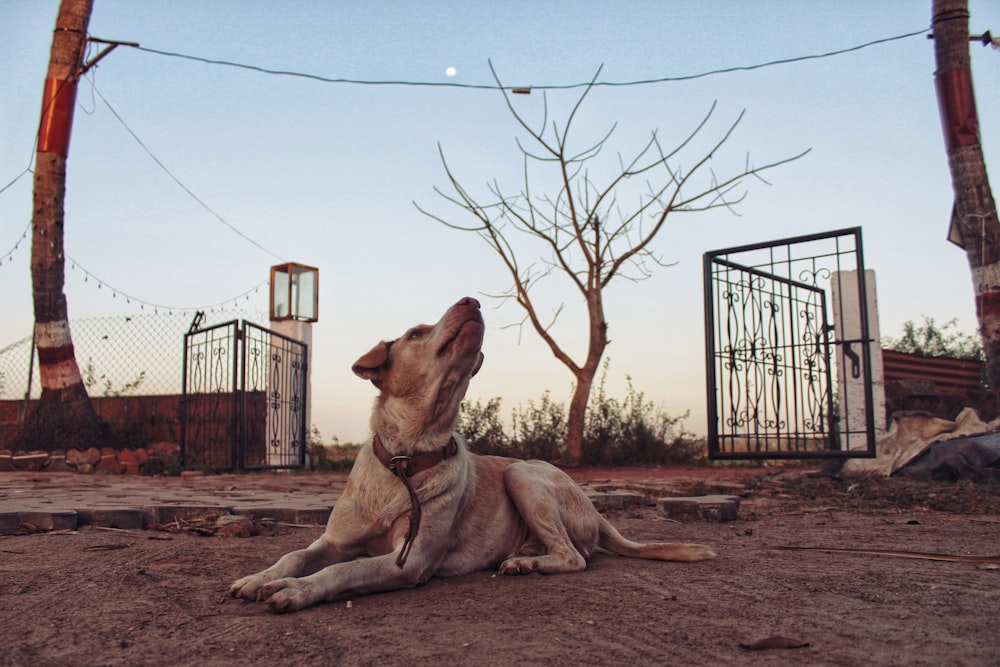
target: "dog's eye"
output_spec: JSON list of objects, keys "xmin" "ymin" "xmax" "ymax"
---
[{"xmin": 408, "ymin": 329, "xmax": 424, "ymax": 340}]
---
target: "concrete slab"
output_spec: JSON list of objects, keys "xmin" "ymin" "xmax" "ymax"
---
[
  {"xmin": 656, "ymin": 494, "xmax": 741, "ymax": 521},
  {"xmin": 0, "ymin": 468, "xmax": 759, "ymax": 535}
]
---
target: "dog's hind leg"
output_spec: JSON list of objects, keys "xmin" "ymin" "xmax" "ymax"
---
[{"xmin": 497, "ymin": 460, "xmax": 597, "ymax": 575}]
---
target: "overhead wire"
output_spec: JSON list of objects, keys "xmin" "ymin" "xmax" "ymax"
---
[
  {"xmin": 1, "ymin": 24, "xmax": 933, "ymax": 314},
  {"xmin": 88, "ymin": 81, "xmax": 286, "ymax": 262},
  {"xmin": 129, "ymin": 27, "xmax": 931, "ymax": 91}
]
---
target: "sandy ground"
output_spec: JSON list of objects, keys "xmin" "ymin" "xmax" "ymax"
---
[{"xmin": 1, "ymin": 470, "xmax": 998, "ymax": 666}]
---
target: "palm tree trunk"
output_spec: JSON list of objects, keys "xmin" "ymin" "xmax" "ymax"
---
[
  {"xmin": 13, "ymin": 0, "xmax": 116, "ymax": 454},
  {"xmin": 932, "ymin": 0, "xmax": 1000, "ymax": 413}
]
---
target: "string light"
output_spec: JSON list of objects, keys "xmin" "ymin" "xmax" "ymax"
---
[
  {"xmin": 67, "ymin": 253, "xmax": 268, "ymax": 315},
  {"xmin": 0, "ymin": 222, "xmax": 30, "ymax": 267}
]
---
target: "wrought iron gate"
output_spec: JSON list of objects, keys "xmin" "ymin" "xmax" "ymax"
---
[
  {"xmin": 180, "ymin": 319, "xmax": 307, "ymax": 470},
  {"xmin": 703, "ymin": 227, "xmax": 878, "ymax": 460}
]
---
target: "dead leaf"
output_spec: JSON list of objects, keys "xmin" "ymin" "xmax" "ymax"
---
[
  {"xmin": 85, "ymin": 543, "xmax": 132, "ymax": 551},
  {"xmin": 740, "ymin": 636, "xmax": 810, "ymax": 651}
]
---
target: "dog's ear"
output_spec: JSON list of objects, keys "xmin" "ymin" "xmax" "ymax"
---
[
  {"xmin": 471, "ymin": 352, "xmax": 484, "ymax": 377},
  {"xmin": 352, "ymin": 341, "xmax": 391, "ymax": 387}
]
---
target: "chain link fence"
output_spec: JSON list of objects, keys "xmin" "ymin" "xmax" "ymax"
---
[{"xmin": 0, "ymin": 308, "xmax": 268, "ymax": 400}]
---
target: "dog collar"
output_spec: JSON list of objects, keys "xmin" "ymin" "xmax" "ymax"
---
[
  {"xmin": 371, "ymin": 434, "xmax": 459, "ymax": 477},
  {"xmin": 371, "ymin": 434, "xmax": 459, "ymax": 568}
]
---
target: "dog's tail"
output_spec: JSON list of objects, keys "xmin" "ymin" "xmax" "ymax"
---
[{"xmin": 598, "ymin": 516, "xmax": 715, "ymax": 562}]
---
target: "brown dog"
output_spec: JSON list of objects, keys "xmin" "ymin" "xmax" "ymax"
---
[{"xmin": 229, "ymin": 297, "xmax": 715, "ymax": 613}]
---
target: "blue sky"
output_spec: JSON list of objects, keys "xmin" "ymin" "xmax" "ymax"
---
[{"xmin": 2, "ymin": 1, "xmax": 999, "ymax": 444}]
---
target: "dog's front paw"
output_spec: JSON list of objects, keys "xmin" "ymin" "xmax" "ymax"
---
[
  {"xmin": 229, "ymin": 574, "xmax": 271, "ymax": 601},
  {"xmin": 498, "ymin": 557, "xmax": 536, "ymax": 576},
  {"xmin": 259, "ymin": 578, "xmax": 320, "ymax": 614}
]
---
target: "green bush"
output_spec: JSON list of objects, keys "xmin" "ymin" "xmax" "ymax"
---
[
  {"xmin": 458, "ymin": 361, "xmax": 703, "ymax": 466},
  {"xmin": 511, "ymin": 391, "xmax": 566, "ymax": 461},
  {"xmin": 309, "ymin": 442, "xmax": 361, "ymax": 471},
  {"xmin": 582, "ymin": 363, "xmax": 702, "ymax": 465},
  {"xmin": 460, "ymin": 396, "xmax": 511, "ymax": 456},
  {"xmin": 883, "ymin": 316, "xmax": 983, "ymax": 361}
]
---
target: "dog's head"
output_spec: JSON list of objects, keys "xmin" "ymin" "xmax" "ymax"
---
[{"xmin": 352, "ymin": 297, "xmax": 485, "ymax": 445}]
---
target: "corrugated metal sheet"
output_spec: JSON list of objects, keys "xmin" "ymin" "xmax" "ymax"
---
[{"xmin": 881, "ymin": 349, "xmax": 984, "ymax": 396}]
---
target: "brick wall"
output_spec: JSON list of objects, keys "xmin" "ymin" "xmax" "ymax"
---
[{"xmin": 0, "ymin": 394, "xmax": 184, "ymax": 448}]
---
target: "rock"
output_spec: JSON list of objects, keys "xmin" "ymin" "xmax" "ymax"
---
[
  {"xmin": 66, "ymin": 448, "xmax": 96, "ymax": 466},
  {"xmin": 44, "ymin": 452, "xmax": 73, "ymax": 473},
  {"xmin": 0, "ymin": 512, "xmax": 21, "ymax": 535},
  {"xmin": 116, "ymin": 449, "xmax": 141, "ymax": 475},
  {"xmin": 587, "ymin": 491, "xmax": 645, "ymax": 510},
  {"xmin": 12, "ymin": 451, "xmax": 50, "ymax": 471},
  {"xmin": 17, "ymin": 510, "xmax": 78, "ymax": 532},
  {"xmin": 656, "ymin": 495, "xmax": 741, "ymax": 522},
  {"xmin": 76, "ymin": 508, "xmax": 144, "ymax": 530},
  {"xmin": 147, "ymin": 441, "xmax": 181, "ymax": 470},
  {"xmin": 97, "ymin": 448, "xmax": 125, "ymax": 474}
]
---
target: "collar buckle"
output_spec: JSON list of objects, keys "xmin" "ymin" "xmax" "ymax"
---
[{"xmin": 388, "ymin": 455, "xmax": 411, "ymax": 477}]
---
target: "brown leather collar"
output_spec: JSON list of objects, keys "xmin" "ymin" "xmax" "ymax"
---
[
  {"xmin": 371, "ymin": 433, "xmax": 459, "ymax": 568},
  {"xmin": 372, "ymin": 434, "xmax": 459, "ymax": 477}
]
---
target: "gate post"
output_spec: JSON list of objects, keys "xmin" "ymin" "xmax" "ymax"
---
[
  {"xmin": 268, "ymin": 320, "xmax": 312, "ymax": 467},
  {"xmin": 831, "ymin": 269, "xmax": 887, "ymax": 451},
  {"xmin": 268, "ymin": 263, "xmax": 319, "ymax": 467}
]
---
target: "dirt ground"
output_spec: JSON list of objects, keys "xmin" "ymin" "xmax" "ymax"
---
[{"xmin": 2, "ymin": 469, "xmax": 999, "ymax": 666}]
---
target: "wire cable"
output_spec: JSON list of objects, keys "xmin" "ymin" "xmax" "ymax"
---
[
  {"xmin": 128, "ymin": 27, "xmax": 930, "ymax": 91},
  {"xmin": 89, "ymin": 82, "xmax": 286, "ymax": 261},
  {"xmin": 0, "ymin": 168, "xmax": 32, "ymax": 197}
]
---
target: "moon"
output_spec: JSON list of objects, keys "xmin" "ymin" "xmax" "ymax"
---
[{"xmin": 445, "ymin": 66, "xmax": 457, "ymax": 77}]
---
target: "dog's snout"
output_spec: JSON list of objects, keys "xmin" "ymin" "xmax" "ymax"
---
[{"xmin": 458, "ymin": 296, "xmax": 480, "ymax": 309}]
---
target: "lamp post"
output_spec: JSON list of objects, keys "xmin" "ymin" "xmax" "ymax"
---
[{"xmin": 268, "ymin": 263, "xmax": 318, "ymax": 467}]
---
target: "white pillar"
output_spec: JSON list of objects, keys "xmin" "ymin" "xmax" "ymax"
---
[
  {"xmin": 831, "ymin": 269, "xmax": 887, "ymax": 451},
  {"xmin": 266, "ymin": 319, "xmax": 313, "ymax": 467}
]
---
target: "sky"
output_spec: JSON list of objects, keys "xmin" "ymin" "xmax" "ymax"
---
[{"xmin": 2, "ymin": 1, "xmax": 999, "ymax": 445}]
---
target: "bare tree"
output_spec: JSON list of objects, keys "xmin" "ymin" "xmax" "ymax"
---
[
  {"xmin": 13, "ymin": 0, "xmax": 117, "ymax": 454},
  {"xmin": 419, "ymin": 67, "xmax": 807, "ymax": 465},
  {"xmin": 931, "ymin": 0, "xmax": 1000, "ymax": 408}
]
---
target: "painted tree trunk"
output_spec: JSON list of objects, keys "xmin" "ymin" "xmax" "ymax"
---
[
  {"xmin": 932, "ymin": 0, "xmax": 1000, "ymax": 408},
  {"xmin": 13, "ymin": 0, "xmax": 116, "ymax": 453}
]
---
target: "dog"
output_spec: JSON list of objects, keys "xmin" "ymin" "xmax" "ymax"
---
[{"xmin": 229, "ymin": 296, "xmax": 715, "ymax": 613}]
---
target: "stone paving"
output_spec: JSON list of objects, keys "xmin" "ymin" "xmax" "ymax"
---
[
  {"xmin": 0, "ymin": 471, "xmax": 345, "ymax": 535},
  {"xmin": 0, "ymin": 468, "xmax": 750, "ymax": 535}
]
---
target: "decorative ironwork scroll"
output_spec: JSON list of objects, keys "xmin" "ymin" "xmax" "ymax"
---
[
  {"xmin": 181, "ymin": 320, "xmax": 307, "ymax": 471},
  {"xmin": 704, "ymin": 228, "xmax": 876, "ymax": 459}
]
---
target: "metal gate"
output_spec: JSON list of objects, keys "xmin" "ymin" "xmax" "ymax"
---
[
  {"xmin": 703, "ymin": 227, "xmax": 878, "ymax": 460},
  {"xmin": 180, "ymin": 318, "xmax": 307, "ymax": 470}
]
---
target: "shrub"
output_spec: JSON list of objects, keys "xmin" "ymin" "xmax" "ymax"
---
[
  {"xmin": 460, "ymin": 397, "xmax": 511, "ymax": 456},
  {"xmin": 883, "ymin": 316, "xmax": 983, "ymax": 361},
  {"xmin": 309, "ymin": 442, "xmax": 361, "ymax": 471},
  {"xmin": 582, "ymin": 362, "xmax": 702, "ymax": 465},
  {"xmin": 458, "ymin": 360, "xmax": 703, "ymax": 466},
  {"xmin": 511, "ymin": 391, "xmax": 567, "ymax": 461}
]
